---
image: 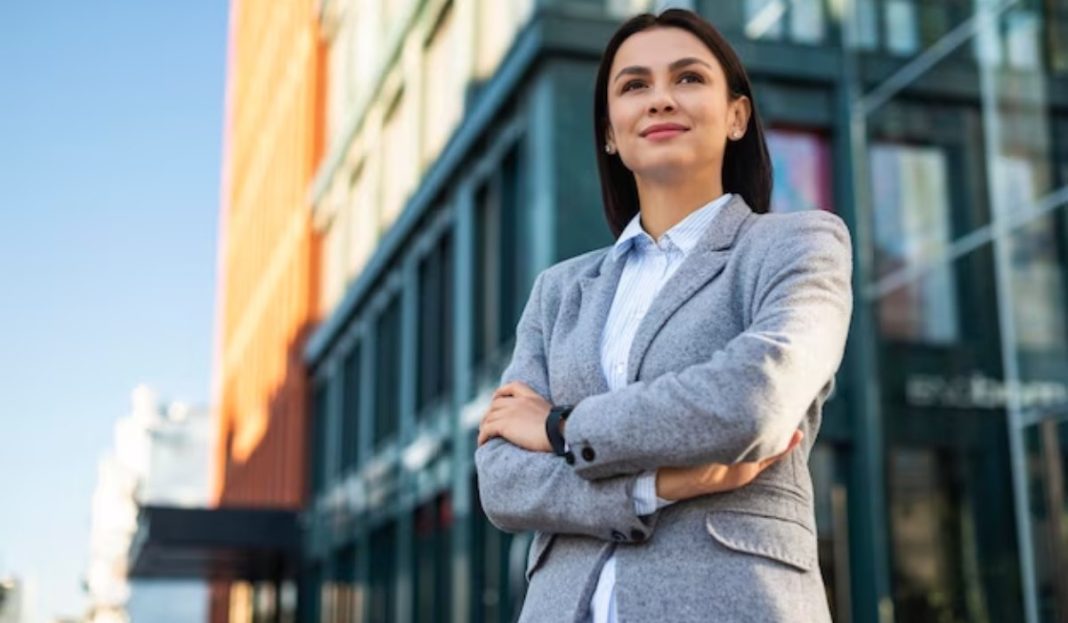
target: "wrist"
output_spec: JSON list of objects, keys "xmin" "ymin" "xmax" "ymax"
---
[{"xmin": 655, "ymin": 469, "xmax": 682, "ymax": 502}]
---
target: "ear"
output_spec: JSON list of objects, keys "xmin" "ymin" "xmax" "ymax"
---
[
  {"xmin": 605, "ymin": 123, "xmax": 615, "ymax": 148},
  {"xmin": 729, "ymin": 95, "xmax": 752, "ymax": 137}
]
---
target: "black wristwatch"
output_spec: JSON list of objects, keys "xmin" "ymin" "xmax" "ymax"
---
[{"xmin": 545, "ymin": 404, "xmax": 574, "ymax": 457}]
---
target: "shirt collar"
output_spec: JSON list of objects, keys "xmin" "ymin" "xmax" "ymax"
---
[{"xmin": 612, "ymin": 192, "xmax": 733, "ymax": 261}]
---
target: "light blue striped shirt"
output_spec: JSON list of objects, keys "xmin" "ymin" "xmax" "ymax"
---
[{"xmin": 588, "ymin": 192, "xmax": 733, "ymax": 623}]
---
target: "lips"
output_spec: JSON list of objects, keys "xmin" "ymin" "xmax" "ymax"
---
[{"xmin": 640, "ymin": 123, "xmax": 688, "ymax": 138}]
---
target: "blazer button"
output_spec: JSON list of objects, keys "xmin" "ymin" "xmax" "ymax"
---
[
  {"xmin": 581, "ymin": 447, "xmax": 596, "ymax": 462},
  {"xmin": 564, "ymin": 450, "xmax": 575, "ymax": 465},
  {"xmin": 611, "ymin": 530, "xmax": 626, "ymax": 542},
  {"xmin": 630, "ymin": 528, "xmax": 646, "ymax": 542}
]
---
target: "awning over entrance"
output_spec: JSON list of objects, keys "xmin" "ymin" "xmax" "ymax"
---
[{"xmin": 128, "ymin": 505, "xmax": 300, "ymax": 581}]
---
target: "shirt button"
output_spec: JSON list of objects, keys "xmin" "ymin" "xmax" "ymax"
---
[
  {"xmin": 582, "ymin": 447, "xmax": 596, "ymax": 462},
  {"xmin": 611, "ymin": 530, "xmax": 626, "ymax": 542}
]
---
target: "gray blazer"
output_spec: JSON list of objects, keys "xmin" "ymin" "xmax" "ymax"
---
[{"xmin": 475, "ymin": 195, "xmax": 853, "ymax": 622}]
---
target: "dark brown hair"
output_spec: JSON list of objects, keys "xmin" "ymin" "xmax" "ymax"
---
[{"xmin": 594, "ymin": 8, "xmax": 773, "ymax": 237}]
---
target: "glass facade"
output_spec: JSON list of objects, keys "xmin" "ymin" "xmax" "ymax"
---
[
  {"xmin": 851, "ymin": 0, "xmax": 1068, "ymax": 620},
  {"xmin": 299, "ymin": 1, "xmax": 1068, "ymax": 622}
]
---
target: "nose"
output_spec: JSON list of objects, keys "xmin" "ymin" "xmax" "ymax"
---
[{"xmin": 647, "ymin": 84, "xmax": 676, "ymax": 114}]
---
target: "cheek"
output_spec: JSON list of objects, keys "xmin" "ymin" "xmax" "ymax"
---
[{"xmin": 609, "ymin": 100, "xmax": 641, "ymax": 138}]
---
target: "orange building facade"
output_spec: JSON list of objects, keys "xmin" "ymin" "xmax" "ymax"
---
[{"xmin": 210, "ymin": 0, "xmax": 326, "ymax": 618}]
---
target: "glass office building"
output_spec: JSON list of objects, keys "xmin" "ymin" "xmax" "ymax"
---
[{"xmin": 302, "ymin": 1, "xmax": 1068, "ymax": 621}]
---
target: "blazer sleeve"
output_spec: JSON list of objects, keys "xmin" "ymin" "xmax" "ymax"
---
[
  {"xmin": 562, "ymin": 211, "xmax": 854, "ymax": 481},
  {"xmin": 474, "ymin": 269, "xmax": 661, "ymax": 542}
]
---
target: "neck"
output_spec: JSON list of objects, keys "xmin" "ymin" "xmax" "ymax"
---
[{"xmin": 634, "ymin": 167, "xmax": 725, "ymax": 242}]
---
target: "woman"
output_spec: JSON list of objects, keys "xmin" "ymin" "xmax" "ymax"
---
[{"xmin": 475, "ymin": 8, "xmax": 852, "ymax": 623}]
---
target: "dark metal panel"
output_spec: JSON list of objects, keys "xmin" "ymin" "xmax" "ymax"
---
[{"xmin": 128, "ymin": 506, "xmax": 299, "ymax": 581}]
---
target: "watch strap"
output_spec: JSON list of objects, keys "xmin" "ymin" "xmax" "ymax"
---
[{"xmin": 545, "ymin": 404, "xmax": 574, "ymax": 456}]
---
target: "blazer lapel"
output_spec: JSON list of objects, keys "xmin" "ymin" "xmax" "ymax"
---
[
  {"xmin": 572, "ymin": 250, "xmax": 626, "ymax": 396},
  {"xmin": 626, "ymin": 195, "xmax": 756, "ymax": 384}
]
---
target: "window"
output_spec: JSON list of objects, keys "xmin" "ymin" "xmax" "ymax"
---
[
  {"xmin": 382, "ymin": 88, "xmax": 418, "ymax": 229},
  {"xmin": 472, "ymin": 145, "xmax": 527, "ymax": 377},
  {"xmin": 311, "ymin": 381, "xmax": 331, "ymax": 495},
  {"xmin": 412, "ymin": 493, "xmax": 453, "ymax": 623},
  {"xmin": 744, "ymin": 0, "xmax": 825, "ymax": 44},
  {"xmin": 346, "ymin": 162, "xmax": 376, "ymax": 281},
  {"xmin": 417, "ymin": 231, "xmax": 455, "ymax": 416},
  {"xmin": 766, "ymin": 128, "xmax": 834, "ymax": 213},
  {"xmin": 470, "ymin": 475, "xmax": 520, "ymax": 623},
  {"xmin": 321, "ymin": 209, "xmax": 347, "ymax": 314},
  {"xmin": 369, "ymin": 523, "xmax": 397, "ymax": 622},
  {"xmin": 324, "ymin": 546, "xmax": 359, "ymax": 623},
  {"xmin": 870, "ymin": 142, "xmax": 960, "ymax": 344},
  {"xmin": 475, "ymin": 0, "xmax": 535, "ymax": 78},
  {"xmin": 374, "ymin": 295, "xmax": 403, "ymax": 448},
  {"xmin": 422, "ymin": 2, "xmax": 463, "ymax": 166},
  {"xmin": 340, "ymin": 343, "xmax": 361, "ymax": 471},
  {"xmin": 298, "ymin": 564, "xmax": 323, "ymax": 623}
]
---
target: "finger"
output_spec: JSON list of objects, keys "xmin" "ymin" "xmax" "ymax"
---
[
  {"xmin": 485, "ymin": 398, "xmax": 513, "ymax": 416},
  {"xmin": 478, "ymin": 422, "xmax": 496, "ymax": 446},
  {"xmin": 758, "ymin": 430, "xmax": 805, "ymax": 469},
  {"xmin": 493, "ymin": 381, "xmax": 529, "ymax": 399},
  {"xmin": 480, "ymin": 406, "xmax": 502, "ymax": 425},
  {"xmin": 497, "ymin": 380, "xmax": 538, "ymax": 399}
]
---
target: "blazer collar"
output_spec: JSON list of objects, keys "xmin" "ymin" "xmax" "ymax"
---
[{"xmin": 574, "ymin": 194, "xmax": 756, "ymax": 392}]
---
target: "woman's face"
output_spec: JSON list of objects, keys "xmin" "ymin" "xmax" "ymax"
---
[{"xmin": 605, "ymin": 26, "xmax": 750, "ymax": 183}]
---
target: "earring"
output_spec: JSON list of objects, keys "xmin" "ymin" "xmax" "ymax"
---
[
  {"xmin": 732, "ymin": 131, "xmax": 742, "ymax": 139},
  {"xmin": 605, "ymin": 143, "xmax": 615, "ymax": 154}
]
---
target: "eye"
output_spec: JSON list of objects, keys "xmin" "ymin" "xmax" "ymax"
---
[
  {"xmin": 678, "ymin": 72, "xmax": 704, "ymax": 84},
  {"xmin": 621, "ymin": 79, "xmax": 646, "ymax": 93}
]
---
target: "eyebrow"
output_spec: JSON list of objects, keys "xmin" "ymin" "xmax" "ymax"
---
[{"xmin": 612, "ymin": 57, "xmax": 714, "ymax": 83}]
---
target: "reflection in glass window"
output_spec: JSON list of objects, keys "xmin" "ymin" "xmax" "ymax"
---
[
  {"xmin": 1050, "ymin": 6, "xmax": 1068, "ymax": 73},
  {"xmin": 852, "ymin": 0, "xmax": 879, "ymax": 50},
  {"xmin": 1003, "ymin": 154, "xmax": 1065, "ymax": 351},
  {"xmin": 766, "ymin": 128, "xmax": 833, "ymax": 213},
  {"xmin": 1002, "ymin": 8, "xmax": 1042, "ymax": 69},
  {"xmin": 471, "ymin": 144, "xmax": 526, "ymax": 386},
  {"xmin": 470, "ymin": 475, "xmax": 519, "ymax": 623},
  {"xmin": 871, "ymin": 143, "xmax": 959, "ymax": 344},
  {"xmin": 312, "ymin": 381, "xmax": 331, "ymax": 495},
  {"xmin": 369, "ymin": 523, "xmax": 397, "ymax": 622},
  {"xmin": 374, "ymin": 295, "xmax": 402, "ymax": 448},
  {"xmin": 417, "ymin": 232, "xmax": 455, "ymax": 416},
  {"xmin": 413, "ymin": 493, "xmax": 453, "ymax": 623},
  {"xmin": 1024, "ymin": 418, "xmax": 1068, "ymax": 619},
  {"xmin": 341, "ymin": 343, "xmax": 361, "ymax": 472},
  {"xmin": 324, "ymin": 546, "xmax": 359, "ymax": 622},
  {"xmin": 886, "ymin": 446, "xmax": 1012, "ymax": 622},
  {"xmin": 744, "ymin": 0, "xmax": 825, "ymax": 43},
  {"xmin": 884, "ymin": 0, "xmax": 919, "ymax": 55}
]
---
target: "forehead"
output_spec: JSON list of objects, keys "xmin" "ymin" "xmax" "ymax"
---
[{"xmin": 611, "ymin": 27, "xmax": 721, "ymax": 75}]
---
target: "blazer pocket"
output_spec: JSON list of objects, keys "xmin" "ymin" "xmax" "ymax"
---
[
  {"xmin": 525, "ymin": 531, "xmax": 555, "ymax": 582},
  {"xmin": 704, "ymin": 510, "xmax": 817, "ymax": 573}
]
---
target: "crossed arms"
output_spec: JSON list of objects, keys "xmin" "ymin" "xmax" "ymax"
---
[{"xmin": 474, "ymin": 212, "xmax": 853, "ymax": 541}]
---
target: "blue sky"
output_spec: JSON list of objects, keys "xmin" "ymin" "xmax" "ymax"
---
[{"xmin": 0, "ymin": 2, "xmax": 227, "ymax": 619}]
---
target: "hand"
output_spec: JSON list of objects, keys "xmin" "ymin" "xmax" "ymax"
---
[
  {"xmin": 477, "ymin": 381, "xmax": 554, "ymax": 451},
  {"xmin": 656, "ymin": 430, "xmax": 804, "ymax": 502}
]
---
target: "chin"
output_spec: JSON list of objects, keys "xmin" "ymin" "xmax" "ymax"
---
[{"xmin": 629, "ymin": 154, "xmax": 702, "ymax": 181}]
